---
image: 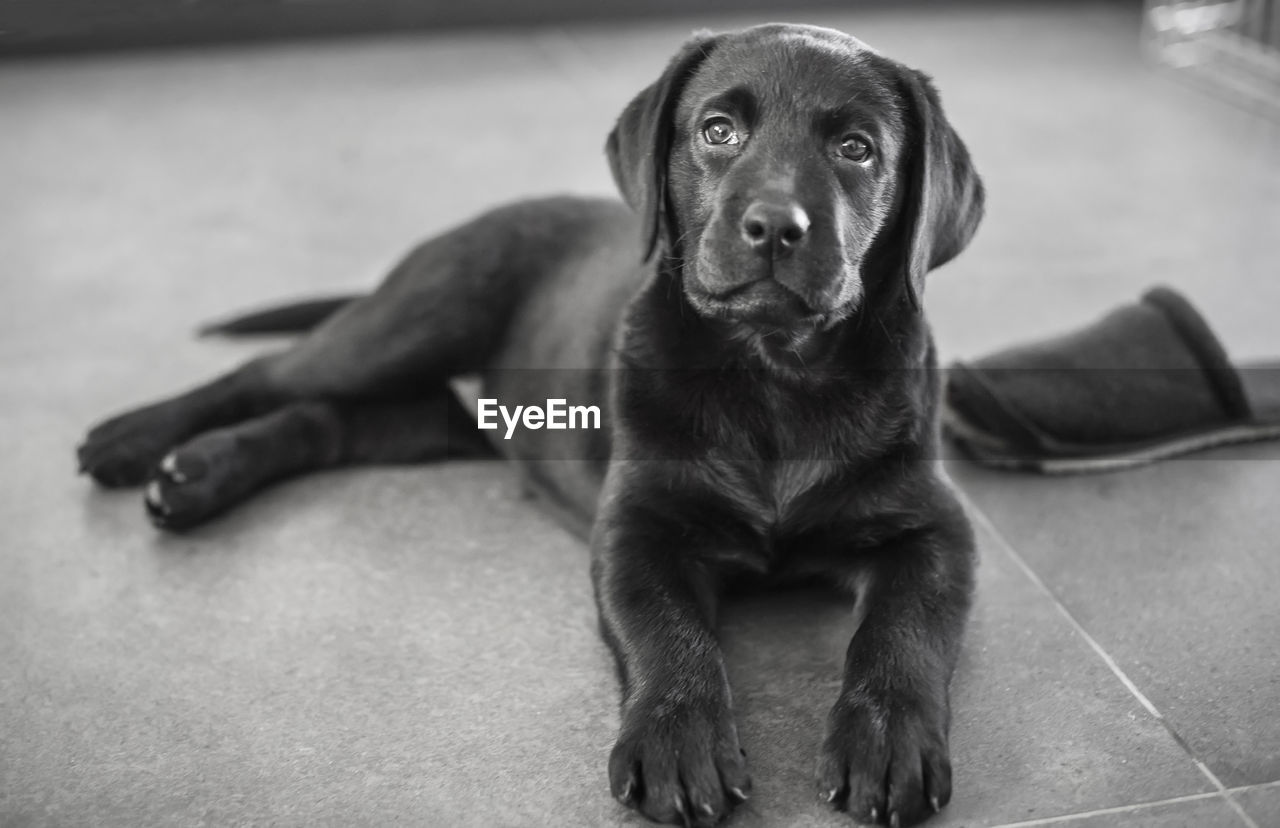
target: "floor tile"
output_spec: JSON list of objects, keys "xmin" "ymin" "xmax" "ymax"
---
[
  {"xmin": 718, "ymin": 515, "xmax": 1211, "ymax": 828},
  {"xmin": 951, "ymin": 445, "xmax": 1280, "ymax": 788},
  {"xmin": 1231, "ymin": 781, "xmax": 1280, "ymax": 827},
  {"xmin": 994, "ymin": 794, "xmax": 1244, "ymax": 828},
  {"xmin": 2, "ymin": 462, "xmax": 618, "ymax": 827},
  {"xmin": 1, "ymin": 456, "xmax": 1211, "ymax": 827}
]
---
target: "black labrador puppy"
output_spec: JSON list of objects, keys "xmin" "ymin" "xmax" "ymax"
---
[{"xmin": 78, "ymin": 23, "xmax": 983, "ymax": 828}]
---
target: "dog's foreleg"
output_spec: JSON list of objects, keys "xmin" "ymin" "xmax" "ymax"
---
[
  {"xmin": 816, "ymin": 494, "xmax": 974, "ymax": 828},
  {"xmin": 592, "ymin": 495, "xmax": 752, "ymax": 828}
]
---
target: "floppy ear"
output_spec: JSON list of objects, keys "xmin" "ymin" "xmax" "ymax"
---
[
  {"xmin": 606, "ymin": 32, "xmax": 721, "ymax": 261},
  {"xmin": 896, "ymin": 68, "xmax": 985, "ymax": 311}
]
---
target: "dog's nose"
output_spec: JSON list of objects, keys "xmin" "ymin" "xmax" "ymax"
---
[{"xmin": 740, "ymin": 201, "xmax": 810, "ymax": 257}]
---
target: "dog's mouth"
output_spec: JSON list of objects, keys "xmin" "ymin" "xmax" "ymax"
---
[{"xmin": 686, "ymin": 278, "xmax": 831, "ymax": 329}]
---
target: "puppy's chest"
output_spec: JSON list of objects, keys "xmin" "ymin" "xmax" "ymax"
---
[
  {"xmin": 695, "ymin": 449, "xmax": 848, "ymax": 579},
  {"xmin": 685, "ymin": 386, "xmax": 903, "ymax": 568},
  {"xmin": 693, "ymin": 387, "xmax": 867, "ymax": 516},
  {"xmin": 700, "ymin": 427, "xmax": 844, "ymax": 534}
]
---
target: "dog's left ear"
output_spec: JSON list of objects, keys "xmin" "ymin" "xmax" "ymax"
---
[
  {"xmin": 895, "ymin": 68, "xmax": 985, "ymax": 311},
  {"xmin": 606, "ymin": 32, "xmax": 721, "ymax": 261}
]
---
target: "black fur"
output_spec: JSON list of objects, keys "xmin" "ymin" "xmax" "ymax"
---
[{"xmin": 78, "ymin": 24, "xmax": 984, "ymax": 827}]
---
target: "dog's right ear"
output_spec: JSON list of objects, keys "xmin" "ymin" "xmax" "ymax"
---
[{"xmin": 606, "ymin": 32, "xmax": 720, "ymax": 261}]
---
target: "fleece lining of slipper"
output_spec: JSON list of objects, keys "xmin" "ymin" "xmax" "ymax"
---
[{"xmin": 944, "ymin": 286, "xmax": 1280, "ymax": 473}]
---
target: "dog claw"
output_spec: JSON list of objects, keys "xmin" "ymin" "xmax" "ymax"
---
[
  {"xmin": 731, "ymin": 786, "xmax": 749, "ymax": 802},
  {"xmin": 674, "ymin": 793, "xmax": 695, "ymax": 828},
  {"xmin": 931, "ymin": 795, "xmax": 941, "ymax": 813},
  {"xmin": 700, "ymin": 802, "xmax": 715, "ymax": 816},
  {"xmin": 145, "ymin": 481, "xmax": 168, "ymax": 513},
  {"xmin": 870, "ymin": 807, "xmax": 879, "ymax": 823},
  {"xmin": 160, "ymin": 453, "xmax": 186, "ymax": 482},
  {"xmin": 890, "ymin": 810, "xmax": 901, "ymax": 828},
  {"xmin": 823, "ymin": 787, "xmax": 839, "ymax": 803}
]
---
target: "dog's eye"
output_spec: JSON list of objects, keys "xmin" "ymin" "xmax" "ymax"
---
[
  {"xmin": 702, "ymin": 117, "xmax": 740, "ymax": 146},
  {"xmin": 839, "ymin": 134, "xmax": 874, "ymax": 163}
]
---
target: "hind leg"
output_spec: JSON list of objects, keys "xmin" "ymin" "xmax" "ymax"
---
[
  {"xmin": 144, "ymin": 388, "xmax": 492, "ymax": 531},
  {"xmin": 79, "ymin": 199, "xmax": 555, "ymax": 488},
  {"xmin": 257, "ymin": 200, "xmax": 557, "ymax": 400}
]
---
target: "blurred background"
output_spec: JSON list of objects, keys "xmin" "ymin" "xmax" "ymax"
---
[{"xmin": 4, "ymin": 0, "xmax": 1280, "ymax": 105}]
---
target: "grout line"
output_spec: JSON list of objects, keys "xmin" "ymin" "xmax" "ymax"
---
[
  {"xmin": 957, "ymin": 494, "xmax": 1260, "ymax": 828},
  {"xmin": 988, "ymin": 790, "xmax": 1222, "ymax": 827},
  {"xmin": 1221, "ymin": 784, "xmax": 1261, "ymax": 827},
  {"xmin": 1228, "ymin": 779, "xmax": 1280, "ymax": 793},
  {"xmin": 986, "ymin": 779, "xmax": 1280, "ymax": 828},
  {"xmin": 1222, "ymin": 778, "xmax": 1280, "ymax": 827}
]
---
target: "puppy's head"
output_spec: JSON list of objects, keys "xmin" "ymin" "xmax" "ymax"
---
[{"xmin": 607, "ymin": 24, "xmax": 984, "ymax": 331}]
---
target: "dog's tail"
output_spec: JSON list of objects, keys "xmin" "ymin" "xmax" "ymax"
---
[{"xmin": 198, "ymin": 295, "xmax": 363, "ymax": 336}]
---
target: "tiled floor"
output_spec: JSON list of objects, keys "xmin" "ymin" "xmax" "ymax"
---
[{"xmin": 3, "ymin": 3, "xmax": 1278, "ymax": 826}]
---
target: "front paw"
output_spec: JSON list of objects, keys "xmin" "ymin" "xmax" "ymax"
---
[
  {"xmin": 817, "ymin": 690, "xmax": 951, "ymax": 827},
  {"xmin": 609, "ymin": 693, "xmax": 751, "ymax": 827}
]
